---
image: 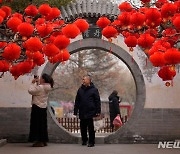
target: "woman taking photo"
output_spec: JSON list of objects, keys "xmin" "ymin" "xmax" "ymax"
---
[{"xmin": 28, "ymin": 73, "xmax": 54, "ymax": 147}]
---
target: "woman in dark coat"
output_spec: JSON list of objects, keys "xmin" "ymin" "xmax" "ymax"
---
[{"xmin": 108, "ymin": 90, "xmax": 121, "ymax": 129}]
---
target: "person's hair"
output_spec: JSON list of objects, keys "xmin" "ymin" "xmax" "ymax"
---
[
  {"xmin": 83, "ymin": 75, "xmax": 92, "ymax": 82},
  {"xmin": 41, "ymin": 73, "xmax": 54, "ymax": 88},
  {"xmin": 111, "ymin": 90, "xmax": 118, "ymax": 96}
]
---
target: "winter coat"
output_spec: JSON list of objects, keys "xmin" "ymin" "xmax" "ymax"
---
[
  {"xmin": 74, "ymin": 83, "xmax": 101, "ymax": 119},
  {"xmin": 28, "ymin": 83, "xmax": 52, "ymax": 108},
  {"xmin": 108, "ymin": 94, "xmax": 120, "ymax": 116}
]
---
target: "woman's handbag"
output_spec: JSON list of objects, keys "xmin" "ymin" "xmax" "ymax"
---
[{"xmin": 113, "ymin": 115, "xmax": 123, "ymax": 127}]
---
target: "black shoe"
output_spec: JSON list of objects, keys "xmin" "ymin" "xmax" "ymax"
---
[
  {"xmin": 87, "ymin": 143, "xmax": 94, "ymax": 147},
  {"xmin": 82, "ymin": 141, "xmax": 87, "ymax": 146}
]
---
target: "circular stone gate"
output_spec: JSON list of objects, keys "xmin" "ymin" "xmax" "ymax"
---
[{"xmin": 42, "ymin": 38, "xmax": 146, "ymax": 143}]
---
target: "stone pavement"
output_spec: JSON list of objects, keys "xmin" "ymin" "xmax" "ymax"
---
[{"xmin": 0, "ymin": 143, "xmax": 179, "ymax": 154}]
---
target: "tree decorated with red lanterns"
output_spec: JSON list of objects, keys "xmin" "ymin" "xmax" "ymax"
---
[
  {"xmin": 0, "ymin": 1, "xmax": 89, "ymax": 79},
  {"xmin": 97, "ymin": 0, "xmax": 180, "ymax": 86}
]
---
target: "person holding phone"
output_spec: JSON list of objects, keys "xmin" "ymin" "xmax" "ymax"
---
[{"xmin": 28, "ymin": 73, "xmax": 54, "ymax": 147}]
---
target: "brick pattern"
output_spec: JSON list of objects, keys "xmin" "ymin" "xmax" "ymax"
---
[{"xmin": 0, "ymin": 107, "xmax": 180, "ymax": 143}]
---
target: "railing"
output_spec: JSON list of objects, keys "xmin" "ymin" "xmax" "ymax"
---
[{"xmin": 56, "ymin": 117, "xmax": 114, "ymax": 133}]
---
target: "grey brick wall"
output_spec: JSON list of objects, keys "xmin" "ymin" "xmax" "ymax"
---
[{"xmin": 0, "ymin": 107, "xmax": 180, "ymax": 143}]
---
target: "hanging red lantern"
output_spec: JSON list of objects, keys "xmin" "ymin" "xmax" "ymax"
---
[
  {"xmin": 7, "ymin": 17, "xmax": 22, "ymax": 32},
  {"xmin": 158, "ymin": 66, "xmax": 176, "ymax": 83},
  {"xmin": 53, "ymin": 35, "xmax": 70, "ymax": 49},
  {"xmin": 164, "ymin": 48, "xmax": 180, "ymax": 65},
  {"xmin": 0, "ymin": 42, "xmax": 7, "ymax": 48},
  {"xmin": 2, "ymin": 43, "xmax": 21, "ymax": 61},
  {"xmin": 118, "ymin": 2, "xmax": 132, "ymax": 12},
  {"xmin": 12, "ymin": 13, "xmax": 23, "ymax": 21},
  {"xmin": 0, "ymin": 9, "xmax": 6, "ymax": 19},
  {"xmin": 161, "ymin": 3, "xmax": 177, "ymax": 20},
  {"xmin": 96, "ymin": 17, "xmax": 111, "ymax": 29},
  {"xmin": 25, "ymin": 5, "xmax": 38, "ymax": 17},
  {"xmin": 173, "ymin": 16, "xmax": 180, "ymax": 31},
  {"xmin": 145, "ymin": 8, "xmax": 161, "ymax": 28},
  {"xmin": 45, "ymin": 7, "xmax": 61, "ymax": 20},
  {"xmin": 74, "ymin": 19, "xmax": 89, "ymax": 32},
  {"xmin": 37, "ymin": 24, "xmax": 53, "ymax": 37},
  {"xmin": 17, "ymin": 22, "xmax": 34, "ymax": 37},
  {"xmin": 19, "ymin": 61, "xmax": 33, "ymax": 75},
  {"xmin": 25, "ymin": 37, "xmax": 43, "ymax": 52},
  {"xmin": 62, "ymin": 24, "xmax": 80, "ymax": 39},
  {"xmin": 10, "ymin": 64, "xmax": 21, "ymax": 80},
  {"xmin": 42, "ymin": 43, "xmax": 60, "ymax": 57},
  {"xmin": 0, "ymin": 60, "xmax": 10, "ymax": 72},
  {"xmin": 137, "ymin": 33, "xmax": 155, "ymax": 49},
  {"xmin": 31, "ymin": 51, "xmax": 45, "ymax": 66},
  {"xmin": 56, "ymin": 49, "xmax": 70, "ymax": 62},
  {"xmin": 1, "ymin": 6, "xmax": 11, "ymax": 18},
  {"xmin": 149, "ymin": 52, "xmax": 166, "ymax": 67},
  {"xmin": 130, "ymin": 12, "xmax": 146, "ymax": 28},
  {"xmin": 124, "ymin": 35, "xmax": 137, "ymax": 51},
  {"xmin": 102, "ymin": 26, "xmax": 118, "ymax": 39},
  {"xmin": 118, "ymin": 12, "xmax": 131, "ymax": 28},
  {"xmin": 35, "ymin": 18, "xmax": 45, "ymax": 26},
  {"xmin": 38, "ymin": 4, "xmax": 52, "ymax": 16}
]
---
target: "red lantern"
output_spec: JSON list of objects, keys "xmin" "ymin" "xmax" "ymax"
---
[
  {"xmin": 45, "ymin": 7, "xmax": 61, "ymax": 20},
  {"xmin": 53, "ymin": 35, "xmax": 70, "ymax": 49},
  {"xmin": 62, "ymin": 24, "xmax": 80, "ymax": 39},
  {"xmin": 161, "ymin": 3, "xmax": 177, "ymax": 20},
  {"xmin": 0, "ymin": 60, "xmax": 10, "ymax": 72},
  {"xmin": 10, "ymin": 64, "xmax": 21, "ymax": 79},
  {"xmin": 124, "ymin": 35, "xmax": 137, "ymax": 50},
  {"xmin": 74, "ymin": 19, "xmax": 89, "ymax": 32},
  {"xmin": 25, "ymin": 37, "xmax": 43, "ymax": 52},
  {"xmin": 118, "ymin": 2, "xmax": 132, "ymax": 12},
  {"xmin": 42, "ymin": 43, "xmax": 60, "ymax": 57},
  {"xmin": 37, "ymin": 24, "xmax": 53, "ymax": 37},
  {"xmin": 173, "ymin": 16, "xmax": 180, "ymax": 31},
  {"xmin": 102, "ymin": 26, "xmax": 118, "ymax": 39},
  {"xmin": 118, "ymin": 12, "xmax": 131, "ymax": 28},
  {"xmin": 130, "ymin": 12, "xmax": 146, "ymax": 28},
  {"xmin": 19, "ymin": 61, "xmax": 33, "ymax": 75},
  {"xmin": 7, "ymin": 17, "xmax": 22, "ymax": 32},
  {"xmin": 149, "ymin": 52, "xmax": 166, "ymax": 67},
  {"xmin": 56, "ymin": 49, "xmax": 70, "ymax": 62},
  {"xmin": 158, "ymin": 66, "xmax": 176, "ymax": 81},
  {"xmin": 164, "ymin": 48, "xmax": 180, "ymax": 65},
  {"xmin": 17, "ymin": 22, "xmax": 34, "ymax": 37},
  {"xmin": 2, "ymin": 43, "xmax": 21, "ymax": 61},
  {"xmin": 145, "ymin": 8, "xmax": 161, "ymax": 28},
  {"xmin": 35, "ymin": 18, "xmax": 45, "ymax": 26},
  {"xmin": 1, "ymin": 6, "xmax": 11, "ymax": 18},
  {"xmin": 38, "ymin": 4, "xmax": 52, "ymax": 16},
  {"xmin": 96, "ymin": 17, "xmax": 111, "ymax": 29},
  {"xmin": 25, "ymin": 5, "xmax": 38, "ymax": 17},
  {"xmin": 0, "ymin": 42, "xmax": 7, "ymax": 48},
  {"xmin": 137, "ymin": 33, "xmax": 155, "ymax": 49},
  {"xmin": 31, "ymin": 51, "xmax": 45, "ymax": 66},
  {"xmin": 12, "ymin": 13, "xmax": 23, "ymax": 21}
]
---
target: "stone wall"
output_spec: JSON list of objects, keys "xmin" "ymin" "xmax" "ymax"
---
[{"xmin": 0, "ymin": 107, "xmax": 180, "ymax": 143}]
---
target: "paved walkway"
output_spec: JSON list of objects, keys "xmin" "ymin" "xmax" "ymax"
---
[{"xmin": 0, "ymin": 143, "xmax": 179, "ymax": 154}]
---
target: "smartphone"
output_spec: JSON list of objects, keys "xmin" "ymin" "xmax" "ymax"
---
[{"xmin": 34, "ymin": 75, "xmax": 38, "ymax": 79}]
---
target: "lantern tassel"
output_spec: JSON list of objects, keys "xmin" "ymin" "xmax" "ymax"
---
[{"xmin": 145, "ymin": 58, "xmax": 148, "ymax": 67}]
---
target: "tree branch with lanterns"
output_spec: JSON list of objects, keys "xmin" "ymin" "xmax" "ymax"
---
[{"xmin": 96, "ymin": 0, "xmax": 180, "ymax": 86}]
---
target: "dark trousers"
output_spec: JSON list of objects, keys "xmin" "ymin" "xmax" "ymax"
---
[
  {"xmin": 80, "ymin": 118, "xmax": 95, "ymax": 144},
  {"xmin": 29, "ymin": 104, "xmax": 48, "ymax": 142}
]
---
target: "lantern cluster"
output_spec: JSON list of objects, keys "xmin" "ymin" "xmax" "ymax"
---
[
  {"xmin": 96, "ymin": 0, "xmax": 180, "ymax": 86},
  {"xmin": 0, "ymin": 3, "xmax": 89, "ymax": 79}
]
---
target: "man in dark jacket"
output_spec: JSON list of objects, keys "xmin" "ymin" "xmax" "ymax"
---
[
  {"xmin": 108, "ymin": 90, "xmax": 121, "ymax": 129},
  {"xmin": 74, "ymin": 75, "xmax": 101, "ymax": 147}
]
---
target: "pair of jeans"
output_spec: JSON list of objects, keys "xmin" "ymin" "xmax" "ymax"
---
[{"xmin": 80, "ymin": 118, "xmax": 95, "ymax": 144}]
